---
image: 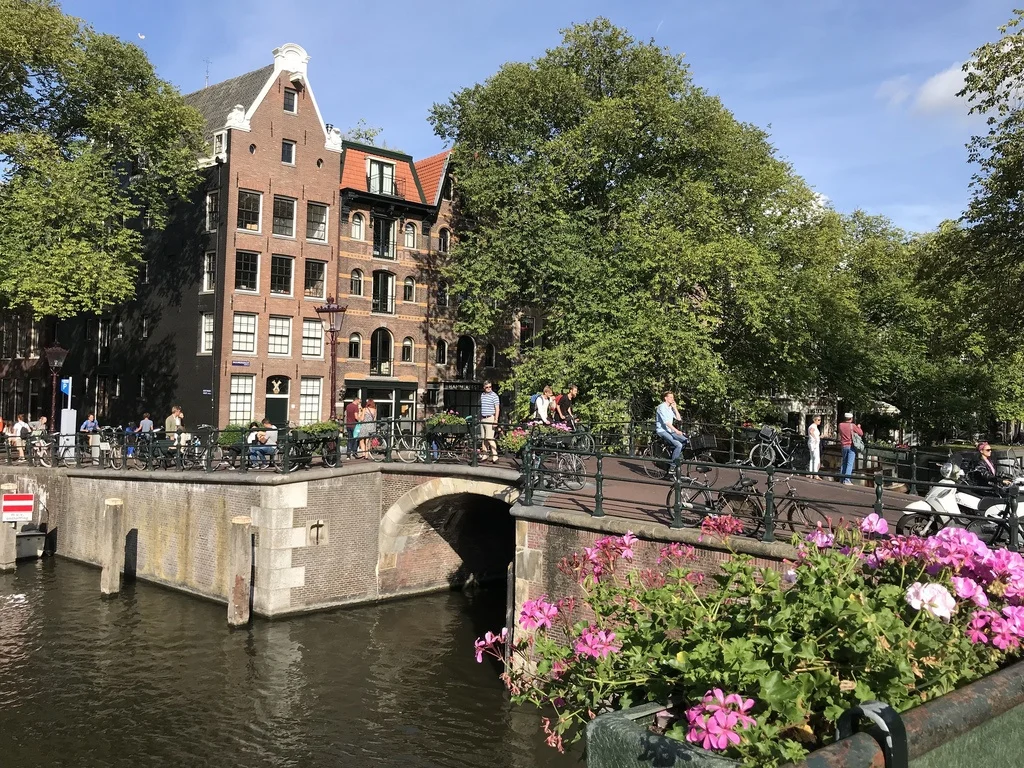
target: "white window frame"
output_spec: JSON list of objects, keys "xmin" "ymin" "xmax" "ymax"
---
[
  {"xmin": 351, "ymin": 213, "xmax": 364, "ymax": 240},
  {"xmin": 269, "ymin": 254, "xmax": 294, "ymax": 297},
  {"xmin": 403, "ymin": 277, "xmax": 415, "ymax": 303},
  {"xmin": 284, "ymin": 88, "xmax": 298, "ymax": 114},
  {"xmin": 234, "ymin": 250, "xmax": 260, "ymax": 293},
  {"xmin": 213, "ymin": 131, "xmax": 226, "ymax": 157},
  {"xmin": 199, "ymin": 312, "xmax": 214, "ymax": 354},
  {"xmin": 229, "ymin": 375, "xmax": 255, "ymax": 424},
  {"xmin": 202, "ymin": 251, "xmax": 216, "ymax": 293},
  {"xmin": 306, "ymin": 202, "xmax": 328, "ymax": 242},
  {"xmin": 272, "ymin": 196, "xmax": 296, "ymax": 238},
  {"xmin": 299, "ymin": 377, "xmax": 321, "ymax": 425},
  {"xmin": 350, "ymin": 269, "xmax": 363, "ymax": 296},
  {"xmin": 141, "ymin": 316, "xmax": 149, "ymax": 339},
  {"xmin": 367, "ymin": 158, "xmax": 396, "ymax": 196},
  {"xmin": 348, "ymin": 333, "xmax": 361, "ymax": 359},
  {"xmin": 231, "ymin": 312, "xmax": 258, "ymax": 354},
  {"xmin": 205, "ymin": 191, "xmax": 219, "ymax": 232},
  {"xmin": 304, "ymin": 260, "xmax": 327, "ymax": 300},
  {"xmin": 401, "ymin": 337, "xmax": 414, "ymax": 364},
  {"xmin": 404, "ymin": 222, "xmax": 416, "ymax": 249},
  {"xmin": 436, "ymin": 339, "xmax": 448, "ymax": 365},
  {"xmin": 267, "ymin": 315, "xmax": 292, "ymax": 357},
  {"xmin": 281, "ymin": 139, "xmax": 296, "ymax": 166},
  {"xmin": 302, "ymin": 318, "xmax": 324, "ymax": 358},
  {"xmin": 237, "ymin": 190, "xmax": 262, "ymax": 233}
]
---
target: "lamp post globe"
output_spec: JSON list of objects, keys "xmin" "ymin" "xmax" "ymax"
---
[
  {"xmin": 314, "ymin": 298, "xmax": 347, "ymax": 421},
  {"xmin": 44, "ymin": 343, "xmax": 69, "ymax": 432}
]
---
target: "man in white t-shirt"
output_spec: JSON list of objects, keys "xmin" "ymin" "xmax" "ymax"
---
[{"xmin": 11, "ymin": 413, "xmax": 29, "ymax": 460}]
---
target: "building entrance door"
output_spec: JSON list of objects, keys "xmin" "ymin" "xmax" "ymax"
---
[{"xmin": 265, "ymin": 376, "xmax": 290, "ymax": 426}]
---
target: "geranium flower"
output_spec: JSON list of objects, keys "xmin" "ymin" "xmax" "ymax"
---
[
  {"xmin": 951, "ymin": 576, "xmax": 989, "ymax": 607},
  {"xmin": 685, "ymin": 690, "xmax": 757, "ymax": 752},
  {"xmin": 806, "ymin": 522, "xmax": 834, "ymax": 549},
  {"xmin": 520, "ymin": 597, "xmax": 558, "ymax": 630},
  {"xmin": 860, "ymin": 513, "xmax": 889, "ymax": 536},
  {"xmin": 906, "ymin": 582, "xmax": 957, "ymax": 621},
  {"xmin": 574, "ymin": 626, "xmax": 620, "ymax": 659}
]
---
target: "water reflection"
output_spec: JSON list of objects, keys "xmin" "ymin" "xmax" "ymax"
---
[{"xmin": 0, "ymin": 559, "xmax": 580, "ymax": 767}]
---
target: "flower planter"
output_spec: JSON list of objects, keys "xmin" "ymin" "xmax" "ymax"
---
[{"xmin": 426, "ymin": 423, "xmax": 468, "ymax": 435}]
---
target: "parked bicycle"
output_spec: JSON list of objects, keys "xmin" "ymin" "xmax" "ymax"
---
[
  {"xmin": 747, "ymin": 426, "xmax": 809, "ymax": 469},
  {"xmin": 639, "ymin": 432, "xmax": 718, "ymax": 485}
]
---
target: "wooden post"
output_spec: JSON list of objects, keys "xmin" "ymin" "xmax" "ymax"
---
[
  {"xmin": 228, "ymin": 515, "xmax": 253, "ymax": 627},
  {"xmin": 100, "ymin": 498, "xmax": 125, "ymax": 595},
  {"xmin": 0, "ymin": 482, "xmax": 16, "ymax": 572}
]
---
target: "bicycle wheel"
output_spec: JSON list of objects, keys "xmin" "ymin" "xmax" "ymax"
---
[
  {"xmin": 321, "ymin": 437, "xmax": 339, "ymax": 467},
  {"xmin": 749, "ymin": 443, "xmax": 775, "ymax": 468},
  {"xmin": 642, "ymin": 443, "xmax": 670, "ymax": 480},
  {"xmin": 109, "ymin": 444, "xmax": 124, "ymax": 470},
  {"xmin": 665, "ymin": 479, "xmax": 714, "ymax": 521},
  {"xmin": 685, "ymin": 459, "xmax": 719, "ymax": 488},
  {"xmin": 395, "ymin": 434, "xmax": 421, "ymax": 463},
  {"xmin": 556, "ymin": 453, "xmax": 586, "ymax": 491},
  {"xmin": 35, "ymin": 440, "xmax": 52, "ymax": 468},
  {"xmin": 367, "ymin": 434, "xmax": 388, "ymax": 462},
  {"xmin": 574, "ymin": 432, "xmax": 595, "ymax": 453},
  {"xmin": 778, "ymin": 497, "xmax": 832, "ymax": 534}
]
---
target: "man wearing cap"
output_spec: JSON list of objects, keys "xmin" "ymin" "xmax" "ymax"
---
[{"xmin": 837, "ymin": 412, "xmax": 863, "ymax": 485}]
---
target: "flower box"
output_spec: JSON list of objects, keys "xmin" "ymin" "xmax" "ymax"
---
[{"xmin": 427, "ymin": 423, "xmax": 469, "ymax": 435}]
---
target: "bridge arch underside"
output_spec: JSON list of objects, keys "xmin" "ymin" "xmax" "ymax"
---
[{"xmin": 378, "ymin": 478, "xmax": 518, "ymax": 598}]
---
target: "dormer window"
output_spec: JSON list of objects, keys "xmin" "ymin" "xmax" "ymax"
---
[
  {"xmin": 442, "ymin": 176, "xmax": 454, "ymax": 201},
  {"xmin": 368, "ymin": 159, "xmax": 395, "ymax": 196},
  {"xmin": 284, "ymin": 88, "xmax": 297, "ymax": 114},
  {"xmin": 213, "ymin": 131, "xmax": 226, "ymax": 156}
]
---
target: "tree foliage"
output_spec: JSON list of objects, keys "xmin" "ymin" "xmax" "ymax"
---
[
  {"xmin": 0, "ymin": 0, "xmax": 206, "ymax": 317},
  {"xmin": 430, "ymin": 20, "xmax": 922, "ymax": 421}
]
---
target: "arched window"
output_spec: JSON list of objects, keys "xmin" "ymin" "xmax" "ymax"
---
[
  {"xmin": 403, "ymin": 277, "xmax": 415, "ymax": 303},
  {"xmin": 370, "ymin": 328, "xmax": 393, "ymax": 376},
  {"xmin": 484, "ymin": 343, "xmax": 496, "ymax": 368},
  {"xmin": 438, "ymin": 228, "xmax": 450, "ymax": 253},
  {"xmin": 403, "ymin": 222, "xmax": 417, "ymax": 249},
  {"xmin": 401, "ymin": 337, "xmax": 414, "ymax": 363},
  {"xmin": 348, "ymin": 333, "xmax": 361, "ymax": 359},
  {"xmin": 435, "ymin": 339, "xmax": 448, "ymax": 365},
  {"xmin": 351, "ymin": 213, "xmax": 364, "ymax": 240},
  {"xmin": 442, "ymin": 176, "xmax": 454, "ymax": 201},
  {"xmin": 437, "ymin": 281, "xmax": 449, "ymax": 307},
  {"xmin": 350, "ymin": 269, "xmax": 363, "ymax": 296},
  {"xmin": 456, "ymin": 335, "xmax": 475, "ymax": 380}
]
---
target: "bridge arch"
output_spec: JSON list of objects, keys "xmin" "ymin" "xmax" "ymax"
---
[{"xmin": 378, "ymin": 476, "xmax": 519, "ymax": 591}]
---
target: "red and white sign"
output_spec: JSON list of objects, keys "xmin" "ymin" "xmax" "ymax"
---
[{"xmin": 2, "ymin": 493, "xmax": 33, "ymax": 522}]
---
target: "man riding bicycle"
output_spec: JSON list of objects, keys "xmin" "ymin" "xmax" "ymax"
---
[{"xmin": 655, "ymin": 391, "xmax": 688, "ymax": 466}]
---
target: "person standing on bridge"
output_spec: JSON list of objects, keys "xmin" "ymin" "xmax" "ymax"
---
[
  {"xmin": 807, "ymin": 415, "xmax": 822, "ymax": 479},
  {"xmin": 479, "ymin": 381, "xmax": 500, "ymax": 464},
  {"xmin": 344, "ymin": 397, "xmax": 361, "ymax": 459},
  {"xmin": 655, "ymin": 391, "xmax": 688, "ymax": 467},
  {"xmin": 837, "ymin": 413, "xmax": 863, "ymax": 485}
]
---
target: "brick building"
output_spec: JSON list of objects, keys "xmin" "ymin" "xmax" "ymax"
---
[{"xmin": 0, "ymin": 42, "xmax": 512, "ymax": 428}]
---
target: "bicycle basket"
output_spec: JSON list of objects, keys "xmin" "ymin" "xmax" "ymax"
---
[
  {"xmin": 690, "ymin": 433, "xmax": 718, "ymax": 452},
  {"xmin": 758, "ymin": 425, "xmax": 776, "ymax": 442}
]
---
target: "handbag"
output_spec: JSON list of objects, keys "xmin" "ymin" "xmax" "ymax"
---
[
  {"xmin": 352, "ymin": 423, "xmax": 362, "ymax": 439},
  {"xmin": 851, "ymin": 431, "xmax": 865, "ymax": 453}
]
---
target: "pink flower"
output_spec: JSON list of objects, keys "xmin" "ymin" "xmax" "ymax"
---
[
  {"xmin": 619, "ymin": 532, "xmax": 638, "ymax": 560},
  {"xmin": 520, "ymin": 597, "xmax": 558, "ymax": 631},
  {"xmin": 700, "ymin": 514, "xmax": 746, "ymax": 541},
  {"xmin": 1003, "ymin": 606, "xmax": 1024, "ymax": 636},
  {"xmin": 685, "ymin": 690, "xmax": 757, "ymax": 752},
  {"xmin": 990, "ymin": 617, "xmax": 1020, "ymax": 651},
  {"xmin": 806, "ymin": 522, "xmax": 834, "ymax": 549},
  {"xmin": 473, "ymin": 627, "xmax": 507, "ymax": 662},
  {"xmin": 860, "ymin": 513, "xmax": 889, "ymax": 536},
  {"xmin": 906, "ymin": 582, "xmax": 957, "ymax": 621},
  {"xmin": 951, "ymin": 576, "xmax": 989, "ymax": 607},
  {"xmin": 658, "ymin": 542, "xmax": 695, "ymax": 564},
  {"xmin": 574, "ymin": 626, "xmax": 620, "ymax": 659}
]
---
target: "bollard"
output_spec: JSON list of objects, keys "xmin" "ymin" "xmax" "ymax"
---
[
  {"xmin": 593, "ymin": 450, "xmax": 605, "ymax": 518},
  {"xmin": 1009, "ymin": 486, "xmax": 1021, "ymax": 553},
  {"xmin": 909, "ymin": 447, "xmax": 918, "ymax": 496},
  {"xmin": 729, "ymin": 426, "xmax": 736, "ymax": 464},
  {"xmin": 670, "ymin": 465, "xmax": 685, "ymax": 529},
  {"xmin": 0, "ymin": 522, "xmax": 15, "ymax": 572},
  {"xmin": 874, "ymin": 474, "xmax": 884, "ymax": 518},
  {"xmin": 469, "ymin": 416, "xmax": 478, "ymax": 467},
  {"xmin": 523, "ymin": 444, "xmax": 535, "ymax": 507},
  {"xmin": 228, "ymin": 515, "xmax": 253, "ymax": 627},
  {"xmin": 100, "ymin": 498, "xmax": 125, "ymax": 595},
  {"xmin": 762, "ymin": 466, "xmax": 776, "ymax": 543}
]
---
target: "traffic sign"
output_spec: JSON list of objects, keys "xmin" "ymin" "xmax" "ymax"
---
[
  {"xmin": 60, "ymin": 378, "xmax": 71, "ymax": 395},
  {"xmin": 2, "ymin": 493, "xmax": 34, "ymax": 522}
]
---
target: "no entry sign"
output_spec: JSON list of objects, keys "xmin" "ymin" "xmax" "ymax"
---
[{"xmin": 2, "ymin": 493, "xmax": 33, "ymax": 522}]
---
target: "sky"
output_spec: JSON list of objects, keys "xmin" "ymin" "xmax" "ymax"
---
[{"xmin": 61, "ymin": 0, "xmax": 1019, "ymax": 233}]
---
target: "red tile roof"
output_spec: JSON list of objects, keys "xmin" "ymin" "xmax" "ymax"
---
[
  {"xmin": 414, "ymin": 150, "xmax": 450, "ymax": 207},
  {"xmin": 340, "ymin": 145, "xmax": 424, "ymax": 203}
]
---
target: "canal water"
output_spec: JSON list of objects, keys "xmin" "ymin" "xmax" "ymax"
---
[{"xmin": 0, "ymin": 559, "xmax": 581, "ymax": 767}]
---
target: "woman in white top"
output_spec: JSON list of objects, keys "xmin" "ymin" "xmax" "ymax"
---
[
  {"xmin": 536, "ymin": 386, "xmax": 554, "ymax": 424},
  {"xmin": 807, "ymin": 415, "xmax": 822, "ymax": 478}
]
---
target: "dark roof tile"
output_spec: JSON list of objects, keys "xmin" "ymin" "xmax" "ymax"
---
[{"xmin": 183, "ymin": 64, "xmax": 275, "ymax": 142}]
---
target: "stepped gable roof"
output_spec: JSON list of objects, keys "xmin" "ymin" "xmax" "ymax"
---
[
  {"xmin": 340, "ymin": 141, "xmax": 426, "ymax": 204},
  {"xmin": 414, "ymin": 149, "xmax": 450, "ymax": 207},
  {"xmin": 183, "ymin": 64, "xmax": 275, "ymax": 141}
]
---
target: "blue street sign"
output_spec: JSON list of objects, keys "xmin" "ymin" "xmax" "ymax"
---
[{"xmin": 60, "ymin": 378, "xmax": 71, "ymax": 395}]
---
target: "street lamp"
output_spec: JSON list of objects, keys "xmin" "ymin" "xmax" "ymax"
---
[
  {"xmin": 314, "ymin": 297, "xmax": 347, "ymax": 420},
  {"xmin": 44, "ymin": 343, "xmax": 69, "ymax": 432}
]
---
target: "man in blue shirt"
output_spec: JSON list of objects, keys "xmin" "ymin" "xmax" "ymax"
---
[
  {"xmin": 655, "ymin": 391, "xmax": 688, "ymax": 465},
  {"xmin": 79, "ymin": 413, "xmax": 99, "ymax": 433},
  {"xmin": 479, "ymin": 381, "xmax": 501, "ymax": 463}
]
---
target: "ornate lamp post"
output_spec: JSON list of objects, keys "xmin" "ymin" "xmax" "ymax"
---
[
  {"xmin": 314, "ymin": 298, "xmax": 346, "ymax": 420},
  {"xmin": 44, "ymin": 343, "xmax": 69, "ymax": 431}
]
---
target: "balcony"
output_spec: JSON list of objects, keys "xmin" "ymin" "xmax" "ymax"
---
[
  {"xmin": 367, "ymin": 176, "xmax": 407, "ymax": 199},
  {"xmin": 370, "ymin": 357, "xmax": 393, "ymax": 376},
  {"xmin": 371, "ymin": 294, "xmax": 396, "ymax": 314}
]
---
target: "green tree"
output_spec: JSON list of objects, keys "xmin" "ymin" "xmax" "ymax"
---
[
  {"xmin": 0, "ymin": 0, "xmax": 206, "ymax": 317},
  {"xmin": 430, "ymin": 19, "xmax": 904, "ymax": 420}
]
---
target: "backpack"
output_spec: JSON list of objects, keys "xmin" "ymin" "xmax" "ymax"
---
[{"xmin": 529, "ymin": 392, "xmax": 543, "ymax": 408}]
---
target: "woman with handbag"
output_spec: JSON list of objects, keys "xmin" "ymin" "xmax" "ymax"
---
[
  {"xmin": 358, "ymin": 399, "xmax": 377, "ymax": 458},
  {"xmin": 837, "ymin": 412, "xmax": 864, "ymax": 485}
]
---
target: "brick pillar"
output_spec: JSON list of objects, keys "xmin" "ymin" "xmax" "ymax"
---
[{"xmin": 250, "ymin": 483, "xmax": 308, "ymax": 617}]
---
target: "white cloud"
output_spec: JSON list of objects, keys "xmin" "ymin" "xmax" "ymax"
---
[
  {"xmin": 876, "ymin": 75, "xmax": 912, "ymax": 108},
  {"xmin": 913, "ymin": 62, "xmax": 967, "ymax": 115}
]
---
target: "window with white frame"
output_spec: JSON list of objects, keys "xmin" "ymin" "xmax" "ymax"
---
[
  {"xmin": 350, "ymin": 269, "xmax": 363, "ymax": 296},
  {"xmin": 520, "ymin": 316, "xmax": 535, "ymax": 351},
  {"xmin": 435, "ymin": 339, "xmax": 448, "ymax": 365},
  {"xmin": 141, "ymin": 316, "xmax": 149, "ymax": 339},
  {"xmin": 368, "ymin": 159, "xmax": 395, "ymax": 195},
  {"xmin": 301, "ymin": 319, "xmax": 323, "ymax": 357},
  {"xmin": 438, "ymin": 228, "xmax": 450, "ymax": 253},
  {"xmin": 372, "ymin": 217, "xmax": 396, "ymax": 259},
  {"xmin": 404, "ymin": 222, "xmax": 416, "ymax": 249},
  {"xmin": 299, "ymin": 377, "xmax": 321, "ymax": 424},
  {"xmin": 442, "ymin": 176, "xmax": 454, "ymax": 201},
  {"xmin": 229, "ymin": 375, "xmax": 255, "ymax": 424},
  {"xmin": 403, "ymin": 277, "xmax": 415, "ymax": 302},
  {"xmin": 202, "ymin": 251, "xmax": 216, "ymax": 292},
  {"xmin": 270, "ymin": 254, "xmax": 293, "ymax": 295},
  {"xmin": 200, "ymin": 312, "xmax": 214, "ymax": 354},
  {"xmin": 437, "ymin": 281, "xmax": 449, "ymax": 307},
  {"xmin": 304, "ymin": 260, "xmax": 326, "ymax": 299},
  {"xmin": 205, "ymin": 191, "xmax": 219, "ymax": 232},
  {"xmin": 484, "ymin": 343, "xmax": 496, "ymax": 368},
  {"xmin": 350, "ymin": 213, "xmax": 364, "ymax": 240},
  {"xmin": 213, "ymin": 132, "xmax": 225, "ymax": 156},
  {"xmin": 348, "ymin": 333, "xmax": 361, "ymax": 359},
  {"xmin": 235, "ymin": 251, "xmax": 258, "ymax": 291},
  {"xmin": 237, "ymin": 191, "xmax": 261, "ymax": 232},
  {"xmin": 284, "ymin": 88, "xmax": 297, "ymax": 114},
  {"xmin": 232, "ymin": 313, "xmax": 257, "ymax": 353},
  {"xmin": 281, "ymin": 139, "xmax": 295, "ymax": 165},
  {"xmin": 273, "ymin": 196, "xmax": 296, "ymax": 237},
  {"xmin": 306, "ymin": 203, "xmax": 328, "ymax": 242},
  {"xmin": 401, "ymin": 337, "xmax": 414, "ymax": 363},
  {"xmin": 268, "ymin": 316, "xmax": 291, "ymax": 356}
]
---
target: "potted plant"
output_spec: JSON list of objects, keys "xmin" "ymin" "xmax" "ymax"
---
[
  {"xmin": 424, "ymin": 410, "xmax": 469, "ymax": 434},
  {"xmin": 498, "ymin": 421, "xmax": 575, "ymax": 465},
  {"xmin": 473, "ymin": 515, "xmax": 1024, "ymax": 766}
]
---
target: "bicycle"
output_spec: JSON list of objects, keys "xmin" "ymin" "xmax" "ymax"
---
[
  {"xmin": 640, "ymin": 433, "xmax": 718, "ymax": 485},
  {"xmin": 532, "ymin": 446, "xmax": 586, "ymax": 491},
  {"xmin": 98, "ymin": 426, "xmax": 125, "ymax": 469},
  {"xmin": 748, "ymin": 426, "xmax": 808, "ymax": 469}
]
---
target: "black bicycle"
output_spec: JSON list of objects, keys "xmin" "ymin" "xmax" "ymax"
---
[{"xmin": 640, "ymin": 432, "xmax": 718, "ymax": 485}]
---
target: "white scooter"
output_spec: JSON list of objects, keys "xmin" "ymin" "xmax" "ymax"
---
[{"xmin": 897, "ymin": 461, "xmax": 1024, "ymax": 543}]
